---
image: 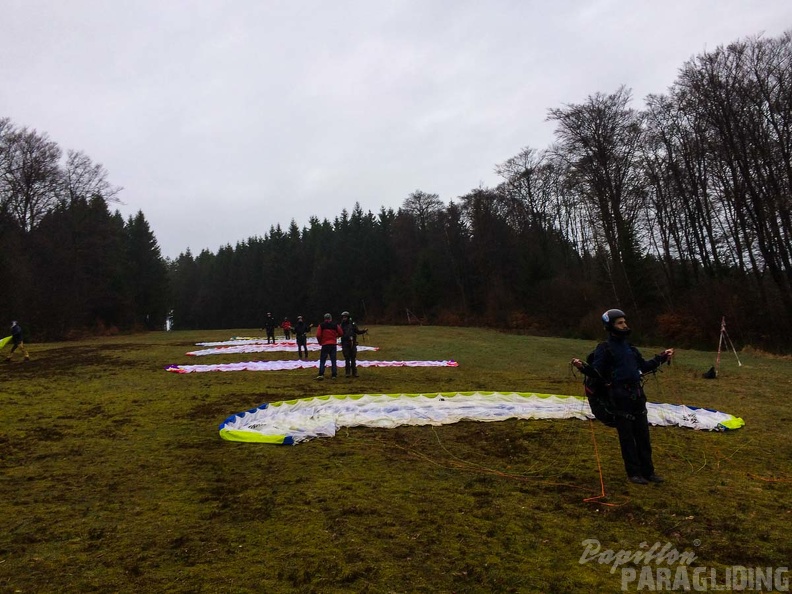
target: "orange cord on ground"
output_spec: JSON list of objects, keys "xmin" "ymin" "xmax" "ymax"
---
[{"xmin": 583, "ymin": 419, "xmax": 628, "ymax": 507}]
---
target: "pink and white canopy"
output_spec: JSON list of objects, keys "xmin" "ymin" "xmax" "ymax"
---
[{"xmin": 166, "ymin": 359, "xmax": 458, "ymax": 373}]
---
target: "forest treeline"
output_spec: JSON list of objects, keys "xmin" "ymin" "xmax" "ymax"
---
[
  {"xmin": 2, "ymin": 31, "xmax": 791, "ymax": 349},
  {"xmin": 0, "ymin": 117, "xmax": 169, "ymax": 339}
]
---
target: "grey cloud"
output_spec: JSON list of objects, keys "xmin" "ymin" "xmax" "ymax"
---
[{"xmin": 2, "ymin": 0, "xmax": 790, "ymax": 257}]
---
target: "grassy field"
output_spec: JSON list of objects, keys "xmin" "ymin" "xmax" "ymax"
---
[{"xmin": 1, "ymin": 326, "xmax": 790, "ymax": 593}]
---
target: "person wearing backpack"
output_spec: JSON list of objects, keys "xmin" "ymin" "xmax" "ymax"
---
[
  {"xmin": 293, "ymin": 316, "xmax": 312, "ymax": 359},
  {"xmin": 339, "ymin": 311, "xmax": 367, "ymax": 378},
  {"xmin": 572, "ymin": 309, "xmax": 674, "ymax": 485}
]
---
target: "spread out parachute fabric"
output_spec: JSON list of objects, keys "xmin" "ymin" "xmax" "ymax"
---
[
  {"xmin": 187, "ymin": 344, "xmax": 379, "ymax": 356},
  {"xmin": 197, "ymin": 338, "xmax": 288, "ymax": 346},
  {"xmin": 167, "ymin": 360, "xmax": 458, "ymax": 373},
  {"xmin": 196, "ymin": 337, "xmax": 317, "ymax": 347},
  {"xmin": 218, "ymin": 391, "xmax": 745, "ymax": 444},
  {"xmin": 0, "ymin": 336, "xmax": 11, "ymax": 349}
]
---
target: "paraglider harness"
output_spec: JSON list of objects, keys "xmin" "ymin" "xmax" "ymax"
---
[
  {"xmin": 340, "ymin": 319, "xmax": 367, "ymax": 347},
  {"xmin": 578, "ymin": 342, "xmax": 643, "ymax": 427}
]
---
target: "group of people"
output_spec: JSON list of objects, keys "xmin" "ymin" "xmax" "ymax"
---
[
  {"xmin": 261, "ymin": 313, "xmax": 310, "ymax": 347},
  {"xmin": 261, "ymin": 312, "xmax": 313, "ymax": 358},
  {"xmin": 315, "ymin": 311, "xmax": 367, "ymax": 379},
  {"xmin": 262, "ymin": 310, "xmax": 368, "ymax": 378}
]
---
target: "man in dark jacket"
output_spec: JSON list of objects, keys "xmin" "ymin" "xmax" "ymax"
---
[
  {"xmin": 293, "ymin": 315, "xmax": 312, "ymax": 359},
  {"xmin": 573, "ymin": 309, "xmax": 674, "ymax": 485},
  {"xmin": 263, "ymin": 312, "xmax": 277, "ymax": 344},
  {"xmin": 339, "ymin": 311, "xmax": 367, "ymax": 378},
  {"xmin": 5, "ymin": 321, "xmax": 30, "ymax": 362},
  {"xmin": 315, "ymin": 313, "xmax": 343, "ymax": 380}
]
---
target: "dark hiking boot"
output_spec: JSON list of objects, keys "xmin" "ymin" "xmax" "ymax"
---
[
  {"xmin": 628, "ymin": 476, "xmax": 649, "ymax": 485},
  {"xmin": 646, "ymin": 474, "xmax": 664, "ymax": 484},
  {"xmin": 315, "ymin": 375, "xmax": 324, "ymax": 380}
]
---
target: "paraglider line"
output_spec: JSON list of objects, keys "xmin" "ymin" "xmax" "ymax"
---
[
  {"xmin": 384, "ymin": 426, "xmax": 626, "ymax": 503},
  {"xmin": 582, "ymin": 419, "xmax": 629, "ymax": 507}
]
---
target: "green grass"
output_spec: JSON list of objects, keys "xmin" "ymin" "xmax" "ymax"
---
[{"xmin": 1, "ymin": 326, "xmax": 790, "ymax": 593}]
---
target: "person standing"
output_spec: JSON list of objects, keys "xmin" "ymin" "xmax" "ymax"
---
[
  {"xmin": 293, "ymin": 315, "xmax": 312, "ymax": 359},
  {"xmin": 281, "ymin": 317, "xmax": 292, "ymax": 340},
  {"xmin": 315, "ymin": 313, "xmax": 342, "ymax": 380},
  {"xmin": 339, "ymin": 311, "xmax": 367, "ymax": 377},
  {"xmin": 572, "ymin": 309, "xmax": 674, "ymax": 485},
  {"xmin": 5, "ymin": 321, "xmax": 30, "ymax": 362},
  {"xmin": 263, "ymin": 312, "xmax": 277, "ymax": 344}
]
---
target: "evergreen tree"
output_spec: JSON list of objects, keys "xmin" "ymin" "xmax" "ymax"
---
[{"xmin": 125, "ymin": 211, "xmax": 169, "ymax": 329}]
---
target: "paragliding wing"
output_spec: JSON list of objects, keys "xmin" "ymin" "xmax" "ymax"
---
[
  {"xmin": 218, "ymin": 391, "xmax": 745, "ymax": 445},
  {"xmin": 167, "ymin": 360, "xmax": 457, "ymax": 373}
]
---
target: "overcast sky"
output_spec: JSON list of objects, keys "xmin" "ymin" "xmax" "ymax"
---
[{"xmin": 2, "ymin": 1, "xmax": 790, "ymax": 258}]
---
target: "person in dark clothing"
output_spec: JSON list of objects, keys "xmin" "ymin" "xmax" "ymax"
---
[
  {"xmin": 263, "ymin": 312, "xmax": 277, "ymax": 344},
  {"xmin": 572, "ymin": 309, "xmax": 674, "ymax": 485},
  {"xmin": 315, "ymin": 313, "xmax": 343, "ymax": 380},
  {"xmin": 5, "ymin": 321, "xmax": 30, "ymax": 362},
  {"xmin": 293, "ymin": 315, "xmax": 312, "ymax": 359},
  {"xmin": 339, "ymin": 311, "xmax": 367, "ymax": 377}
]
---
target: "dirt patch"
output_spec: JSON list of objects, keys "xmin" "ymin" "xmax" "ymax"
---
[{"xmin": 180, "ymin": 399, "xmax": 253, "ymax": 420}]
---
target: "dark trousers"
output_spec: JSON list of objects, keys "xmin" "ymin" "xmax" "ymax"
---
[
  {"xmin": 296, "ymin": 335, "xmax": 308, "ymax": 358},
  {"xmin": 318, "ymin": 344, "xmax": 337, "ymax": 377},
  {"xmin": 283, "ymin": 329, "xmax": 291, "ymax": 339},
  {"xmin": 341, "ymin": 341, "xmax": 357, "ymax": 376},
  {"xmin": 6, "ymin": 340, "xmax": 29, "ymax": 360},
  {"xmin": 612, "ymin": 387, "xmax": 654, "ymax": 478},
  {"xmin": 265, "ymin": 328, "xmax": 275, "ymax": 344}
]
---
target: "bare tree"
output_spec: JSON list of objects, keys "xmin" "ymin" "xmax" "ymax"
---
[
  {"xmin": 0, "ymin": 117, "xmax": 16, "ymax": 215},
  {"xmin": 676, "ymin": 32, "xmax": 792, "ymax": 317},
  {"xmin": 548, "ymin": 86, "xmax": 646, "ymax": 307},
  {"xmin": 641, "ymin": 92, "xmax": 730, "ymax": 284},
  {"xmin": 401, "ymin": 189, "xmax": 444, "ymax": 236},
  {"xmin": 1, "ymin": 126, "xmax": 61, "ymax": 231},
  {"xmin": 495, "ymin": 146, "xmax": 548, "ymax": 230},
  {"xmin": 61, "ymin": 149, "xmax": 122, "ymax": 205}
]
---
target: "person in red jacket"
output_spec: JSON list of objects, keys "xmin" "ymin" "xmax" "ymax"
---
[
  {"xmin": 315, "ymin": 313, "xmax": 342, "ymax": 380},
  {"xmin": 281, "ymin": 317, "xmax": 292, "ymax": 340}
]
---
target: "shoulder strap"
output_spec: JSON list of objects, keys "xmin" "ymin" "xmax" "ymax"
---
[{"xmin": 595, "ymin": 341, "xmax": 614, "ymax": 381}]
